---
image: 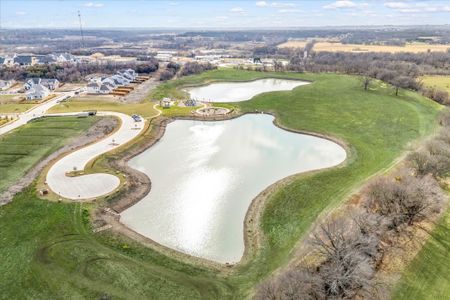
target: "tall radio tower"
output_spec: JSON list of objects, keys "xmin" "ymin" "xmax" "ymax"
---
[{"xmin": 78, "ymin": 10, "xmax": 85, "ymax": 48}]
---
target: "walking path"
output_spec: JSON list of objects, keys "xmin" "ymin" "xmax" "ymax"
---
[
  {"xmin": 0, "ymin": 91, "xmax": 147, "ymax": 200},
  {"xmin": 46, "ymin": 111, "xmax": 145, "ymax": 200},
  {"xmin": 0, "ymin": 92, "xmax": 74, "ymax": 136}
]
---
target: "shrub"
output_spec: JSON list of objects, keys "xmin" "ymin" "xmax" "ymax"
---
[{"xmin": 255, "ymin": 269, "xmax": 325, "ymax": 300}]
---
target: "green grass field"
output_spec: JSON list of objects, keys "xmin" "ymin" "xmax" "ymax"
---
[
  {"xmin": 48, "ymin": 98, "xmax": 158, "ymax": 119},
  {"xmin": 0, "ymin": 70, "xmax": 442, "ymax": 298},
  {"xmin": 0, "ymin": 117, "xmax": 98, "ymax": 193},
  {"xmin": 392, "ymin": 208, "xmax": 450, "ymax": 300},
  {"xmin": 421, "ymin": 75, "xmax": 450, "ymax": 93}
]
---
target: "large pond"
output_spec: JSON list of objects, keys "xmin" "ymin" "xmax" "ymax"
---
[
  {"xmin": 184, "ymin": 78, "xmax": 309, "ymax": 102},
  {"xmin": 121, "ymin": 114, "xmax": 346, "ymax": 263}
]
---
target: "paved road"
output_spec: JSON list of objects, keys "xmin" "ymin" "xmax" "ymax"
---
[
  {"xmin": 0, "ymin": 92, "xmax": 74, "ymax": 136},
  {"xmin": 46, "ymin": 111, "xmax": 145, "ymax": 200}
]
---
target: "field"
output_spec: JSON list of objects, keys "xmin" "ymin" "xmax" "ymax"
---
[
  {"xmin": 48, "ymin": 98, "xmax": 158, "ymax": 118},
  {"xmin": 0, "ymin": 70, "xmax": 442, "ymax": 298},
  {"xmin": 0, "ymin": 94, "xmax": 35, "ymax": 113},
  {"xmin": 0, "ymin": 117, "xmax": 98, "ymax": 193},
  {"xmin": 421, "ymin": 76, "xmax": 450, "ymax": 93},
  {"xmin": 392, "ymin": 208, "xmax": 450, "ymax": 300},
  {"xmin": 278, "ymin": 41, "xmax": 450, "ymax": 53}
]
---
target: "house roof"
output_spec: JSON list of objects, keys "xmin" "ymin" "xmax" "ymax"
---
[
  {"xmin": 14, "ymin": 55, "xmax": 33, "ymax": 65},
  {"xmin": 27, "ymin": 84, "xmax": 50, "ymax": 96},
  {"xmin": 87, "ymin": 82, "xmax": 100, "ymax": 88},
  {"xmin": 27, "ymin": 78, "xmax": 41, "ymax": 85},
  {"xmin": 37, "ymin": 55, "xmax": 56, "ymax": 64},
  {"xmin": 0, "ymin": 57, "xmax": 4, "ymax": 64},
  {"xmin": 100, "ymin": 84, "xmax": 111, "ymax": 91}
]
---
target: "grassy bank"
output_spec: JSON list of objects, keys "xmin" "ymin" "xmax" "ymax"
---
[
  {"xmin": 0, "ymin": 69, "xmax": 442, "ymax": 298},
  {"xmin": 392, "ymin": 208, "xmax": 450, "ymax": 300},
  {"xmin": 0, "ymin": 116, "xmax": 97, "ymax": 193}
]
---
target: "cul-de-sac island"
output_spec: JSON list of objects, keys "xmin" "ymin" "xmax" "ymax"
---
[{"xmin": 1, "ymin": 1, "xmax": 450, "ymax": 299}]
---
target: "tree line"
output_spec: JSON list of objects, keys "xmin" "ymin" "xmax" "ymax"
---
[{"xmin": 0, "ymin": 60, "xmax": 159, "ymax": 83}]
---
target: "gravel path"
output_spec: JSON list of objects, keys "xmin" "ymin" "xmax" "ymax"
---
[
  {"xmin": 0, "ymin": 117, "xmax": 118, "ymax": 205},
  {"xmin": 46, "ymin": 112, "xmax": 145, "ymax": 200}
]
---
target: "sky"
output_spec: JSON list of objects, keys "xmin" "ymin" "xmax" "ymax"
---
[{"xmin": 1, "ymin": 0, "xmax": 450, "ymax": 29}]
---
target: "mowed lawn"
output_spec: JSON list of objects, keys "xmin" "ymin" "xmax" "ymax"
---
[
  {"xmin": 48, "ymin": 98, "xmax": 158, "ymax": 118},
  {"xmin": 0, "ymin": 70, "xmax": 442, "ymax": 299},
  {"xmin": 0, "ymin": 117, "xmax": 97, "ymax": 193},
  {"xmin": 421, "ymin": 75, "xmax": 450, "ymax": 93},
  {"xmin": 392, "ymin": 208, "xmax": 450, "ymax": 300},
  {"xmin": 0, "ymin": 94, "xmax": 35, "ymax": 113}
]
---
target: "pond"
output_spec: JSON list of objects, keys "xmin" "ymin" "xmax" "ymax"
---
[
  {"xmin": 184, "ymin": 78, "xmax": 309, "ymax": 102},
  {"xmin": 120, "ymin": 114, "xmax": 346, "ymax": 263}
]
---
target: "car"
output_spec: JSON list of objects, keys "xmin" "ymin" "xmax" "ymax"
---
[{"xmin": 132, "ymin": 114, "xmax": 142, "ymax": 122}]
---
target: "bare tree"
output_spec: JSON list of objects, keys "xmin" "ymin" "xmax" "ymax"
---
[
  {"xmin": 365, "ymin": 171, "xmax": 443, "ymax": 228},
  {"xmin": 312, "ymin": 219, "xmax": 378, "ymax": 299},
  {"xmin": 255, "ymin": 269, "xmax": 325, "ymax": 300}
]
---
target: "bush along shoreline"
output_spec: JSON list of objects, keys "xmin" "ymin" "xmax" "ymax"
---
[{"xmin": 256, "ymin": 110, "xmax": 450, "ymax": 300}]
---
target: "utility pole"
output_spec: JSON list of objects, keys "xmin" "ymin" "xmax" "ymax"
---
[{"xmin": 78, "ymin": 10, "xmax": 85, "ymax": 49}]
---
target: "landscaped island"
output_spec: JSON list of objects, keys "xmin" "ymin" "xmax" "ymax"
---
[{"xmin": 0, "ymin": 69, "xmax": 442, "ymax": 299}]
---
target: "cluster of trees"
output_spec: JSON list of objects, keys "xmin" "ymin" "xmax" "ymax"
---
[
  {"xmin": 256, "ymin": 110, "xmax": 450, "ymax": 300},
  {"xmin": 159, "ymin": 62, "xmax": 180, "ymax": 81},
  {"xmin": 277, "ymin": 50, "xmax": 449, "ymax": 103},
  {"xmin": 180, "ymin": 62, "xmax": 216, "ymax": 76},
  {"xmin": 0, "ymin": 60, "xmax": 159, "ymax": 83}
]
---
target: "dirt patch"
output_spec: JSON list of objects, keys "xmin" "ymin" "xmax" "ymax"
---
[{"xmin": 0, "ymin": 117, "xmax": 118, "ymax": 205}]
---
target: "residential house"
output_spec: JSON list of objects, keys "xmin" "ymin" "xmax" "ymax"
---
[
  {"xmin": 56, "ymin": 53, "xmax": 78, "ymax": 63},
  {"xmin": 99, "ymin": 84, "xmax": 113, "ymax": 94},
  {"xmin": 26, "ymin": 84, "xmax": 50, "ymax": 100},
  {"xmin": 36, "ymin": 54, "xmax": 56, "ymax": 64},
  {"xmin": 160, "ymin": 98, "xmax": 172, "ymax": 108},
  {"xmin": 14, "ymin": 55, "xmax": 37, "ymax": 66},
  {"xmin": 87, "ymin": 81, "xmax": 101, "ymax": 94},
  {"xmin": 24, "ymin": 78, "xmax": 60, "ymax": 90},
  {"xmin": 86, "ymin": 69, "xmax": 137, "ymax": 94}
]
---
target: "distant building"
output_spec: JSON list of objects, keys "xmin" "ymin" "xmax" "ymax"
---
[
  {"xmin": 14, "ymin": 55, "xmax": 37, "ymax": 66},
  {"xmin": 26, "ymin": 84, "xmax": 50, "ymax": 100},
  {"xmin": 86, "ymin": 69, "xmax": 137, "ymax": 94},
  {"xmin": 160, "ymin": 97, "xmax": 172, "ymax": 108},
  {"xmin": 86, "ymin": 81, "xmax": 101, "ymax": 94},
  {"xmin": 55, "ymin": 53, "xmax": 78, "ymax": 63},
  {"xmin": 24, "ymin": 78, "xmax": 60, "ymax": 90},
  {"xmin": 36, "ymin": 54, "xmax": 56, "ymax": 64}
]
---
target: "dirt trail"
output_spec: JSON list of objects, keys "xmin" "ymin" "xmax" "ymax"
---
[{"xmin": 0, "ymin": 117, "xmax": 118, "ymax": 205}]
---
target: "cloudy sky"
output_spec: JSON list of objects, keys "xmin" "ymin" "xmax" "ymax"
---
[{"xmin": 1, "ymin": 0, "xmax": 450, "ymax": 28}]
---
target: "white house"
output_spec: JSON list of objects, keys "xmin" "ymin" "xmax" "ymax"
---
[
  {"xmin": 86, "ymin": 69, "xmax": 137, "ymax": 94},
  {"xmin": 24, "ymin": 78, "xmax": 59, "ymax": 90},
  {"xmin": 26, "ymin": 84, "xmax": 50, "ymax": 100},
  {"xmin": 87, "ymin": 81, "xmax": 101, "ymax": 94}
]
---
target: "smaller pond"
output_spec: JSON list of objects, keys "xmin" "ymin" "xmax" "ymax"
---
[
  {"xmin": 184, "ymin": 78, "xmax": 309, "ymax": 102},
  {"xmin": 121, "ymin": 114, "xmax": 346, "ymax": 263}
]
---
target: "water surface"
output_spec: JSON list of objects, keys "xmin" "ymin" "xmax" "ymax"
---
[
  {"xmin": 185, "ymin": 78, "xmax": 309, "ymax": 102},
  {"xmin": 121, "ymin": 114, "xmax": 346, "ymax": 263}
]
